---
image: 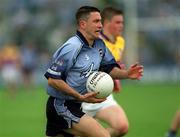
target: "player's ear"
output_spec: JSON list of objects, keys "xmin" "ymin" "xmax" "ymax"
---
[
  {"xmin": 103, "ymin": 19, "xmax": 109, "ymax": 26},
  {"xmin": 79, "ymin": 19, "xmax": 86, "ymax": 29}
]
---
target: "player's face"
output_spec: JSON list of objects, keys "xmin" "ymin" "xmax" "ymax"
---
[
  {"xmin": 84, "ymin": 12, "xmax": 102, "ymax": 40},
  {"xmin": 109, "ymin": 15, "xmax": 124, "ymax": 37}
]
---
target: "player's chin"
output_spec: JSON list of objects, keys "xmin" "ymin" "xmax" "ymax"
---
[
  {"xmin": 93, "ymin": 35, "xmax": 99, "ymax": 40},
  {"xmin": 94, "ymin": 32, "xmax": 100, "ymax": 39}
]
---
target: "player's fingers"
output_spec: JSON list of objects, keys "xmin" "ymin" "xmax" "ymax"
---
[
  {"xmin": 135, "ymin": 65, "xmax": 143, "ymax": 70},
  {"xmin": 84, "ymin": 92, "xmax": 97, "ymax": 98},
  {"xmin": 132, "ymin": 66, "xmax": 144, "ymax": 73},
  {"xmin": 137, "ymin": 71, "xmax": 144, "ymax": 80},
  {"xmin": 139, "ymin": 65, "xmax": 144, "ymax": 69},
  {"xmin": 130, "ymin": 62, "xmax": 139, "ymax": 68},
  {"xmin": 139, "ymin": 68, "xmax": 143, "ymax": 73},
  {"xmin": 130, "ymin": 66, "xmax": 140, "ymax": 72}
]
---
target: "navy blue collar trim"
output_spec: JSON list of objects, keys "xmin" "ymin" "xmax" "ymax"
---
[
  {"xmin": 100, "ymin": 31, "xmax": 110, "ymax": 42},
  {"xmin": 76, "ymin": 31, "xmax": 89, "ymax": 47}
]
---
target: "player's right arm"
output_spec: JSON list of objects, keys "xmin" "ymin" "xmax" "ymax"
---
[{"xmin": 47, "ymin": 77, "xmax": 106, "ymax": 103}]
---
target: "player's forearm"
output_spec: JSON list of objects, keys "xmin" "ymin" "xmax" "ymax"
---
[
  {"xmin": 48, "ymin": 78, "xmax": 81, "ymax": 99},
  {"xmin": 109, "ymin": 67, "xmax": 128, "ymax": 79}
]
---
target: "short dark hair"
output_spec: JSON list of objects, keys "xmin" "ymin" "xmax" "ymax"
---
[
  {"xmin": 101, "ymin": 6, "xmax": 123, "ymax": 24},
  {"xmin": 75, "ymin": 6, "xmax": 100, "ymax": 25}
]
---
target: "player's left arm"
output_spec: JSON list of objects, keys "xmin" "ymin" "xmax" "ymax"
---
[
  {"xmin": 109, "ymin": 63, "xmax": 143, "ymax": 80},
  {"xmin": 100, "ymin": 40, "xmax": 143, "ymax": 80}
]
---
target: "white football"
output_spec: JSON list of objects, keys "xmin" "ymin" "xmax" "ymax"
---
[{"xmin": 86, "ymin": 71, "xmax": 114, "ymax": 98}]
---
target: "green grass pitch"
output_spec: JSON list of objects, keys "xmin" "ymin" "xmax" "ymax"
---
[{"xmin": 0, "ymin": 82, "xmax": 180, "ymax": 137}]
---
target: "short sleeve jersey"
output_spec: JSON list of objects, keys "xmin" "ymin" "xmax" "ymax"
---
[{"xmin": 44, "ymin": 31, "xmax": 118, "ymax": 100}]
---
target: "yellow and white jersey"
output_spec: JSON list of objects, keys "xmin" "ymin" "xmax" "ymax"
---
[{"xmin": 100, "ymin": 33, "xmax": 125, "ymax": 62}]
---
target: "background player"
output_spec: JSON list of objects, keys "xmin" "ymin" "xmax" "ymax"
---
[
  {"xmin": 0, "ymin": 43, "xmax": 21, "ymax": 97},
  {"xmin": 100, "ymin": 6, "xmax": 125, "ymax": 92}
]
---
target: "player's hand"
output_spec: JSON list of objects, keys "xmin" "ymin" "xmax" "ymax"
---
[
  {"xmin": 127, "ymin": 63, "xmax": 143, "ymax": 80},
  {"xmin": 79, "ymin": 92, "xmax": 106, "ymax": 103}
]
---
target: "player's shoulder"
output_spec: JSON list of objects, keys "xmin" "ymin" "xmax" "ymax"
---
[
  {"xmin": 65, "ymin": 35, "xmax": 83, "ymax": 49},
  {"xmin": 56, "ymin": 35, "xmax": 83, "ymax": 54},
  {"xmin": 53, "ymin": 36, "xmax": 83, "ymax": 58}
]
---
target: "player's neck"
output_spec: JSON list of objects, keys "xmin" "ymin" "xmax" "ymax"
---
[
  {"xmin": 78, "ymin": 30, "xmax": 94, "ymax": 47},
  {"xmin": 102, "ymin": 30, "xmax": 116, "ymax": 43}
]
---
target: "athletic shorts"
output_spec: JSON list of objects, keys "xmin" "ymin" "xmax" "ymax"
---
[
  {"xmin": 46, "ymin": 96, "xmax": 85, "ymax": 136},
  {"xmin": 82, "ymin": 94, "xmax": 118, "ymax": 117}
]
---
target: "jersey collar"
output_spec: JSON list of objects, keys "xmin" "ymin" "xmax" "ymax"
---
[{"xmin": 76, "ymin": 30, "xmax": 95, "ymax": 48}]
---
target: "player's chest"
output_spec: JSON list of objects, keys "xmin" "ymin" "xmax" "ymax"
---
[{"xmin": 73, "ymin": 48, "xmax": 103, "ymax": 70}]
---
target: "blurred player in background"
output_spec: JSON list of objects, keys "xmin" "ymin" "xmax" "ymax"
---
[
  {"xmin": 166, "ymin": 110, "xmax": 180, "ymax": 137},
  {"xmin": 44, "ymin": 6, "xmax": 143, "ymax": 137},
  {"xmin": 0, "ymin": 43, "xmax": 21, "ymax": 97},
  {"xmin": 82, "ymin": 7, "xmax": 129, "ymax": 137},
  {"xmin": 100, "ymin": 6, "xmax": 125, "ymax": 92},
  {"xmin": 21, "ymin": 42, "xmax": 37, "ymax": 88}
]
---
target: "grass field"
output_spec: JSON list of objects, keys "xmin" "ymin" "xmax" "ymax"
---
[{"xmin": 0, "ymin": 82, "xmax": 180, "ymax": 137}]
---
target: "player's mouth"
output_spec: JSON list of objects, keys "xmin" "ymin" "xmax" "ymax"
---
[{"xmin": 95, "ymin": 30, "xmax": 101, "ymax": 33}]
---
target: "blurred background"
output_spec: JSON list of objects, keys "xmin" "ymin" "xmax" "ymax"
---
[
  {"xmin": 0, "ymin": 0, "xmax": 180, "ymax": 137},
  {"xmin": 0, "ymin": 0, "xmax": 180, "ymax": 85}
]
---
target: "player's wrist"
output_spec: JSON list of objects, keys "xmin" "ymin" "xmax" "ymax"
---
[
  {"xmin": 119, "ymin": 69, "xmax": 129, "ymax": 79},
  {"xmin": 75, "ymin": 92, "xmax": 83, "ymax": 101},
  {"xmin": 125, "ymin": 70, "xmax": 129, "ymax": 79}
]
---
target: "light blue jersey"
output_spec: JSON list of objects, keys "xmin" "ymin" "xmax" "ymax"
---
[{"xmin": 44, "ymin": 31, "xmax": 118, "ymax": 100}]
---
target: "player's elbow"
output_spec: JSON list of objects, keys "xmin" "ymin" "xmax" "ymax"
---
[{"xmin": 47, "ymin": 78, "xmax": 55, "ymax": 87}]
